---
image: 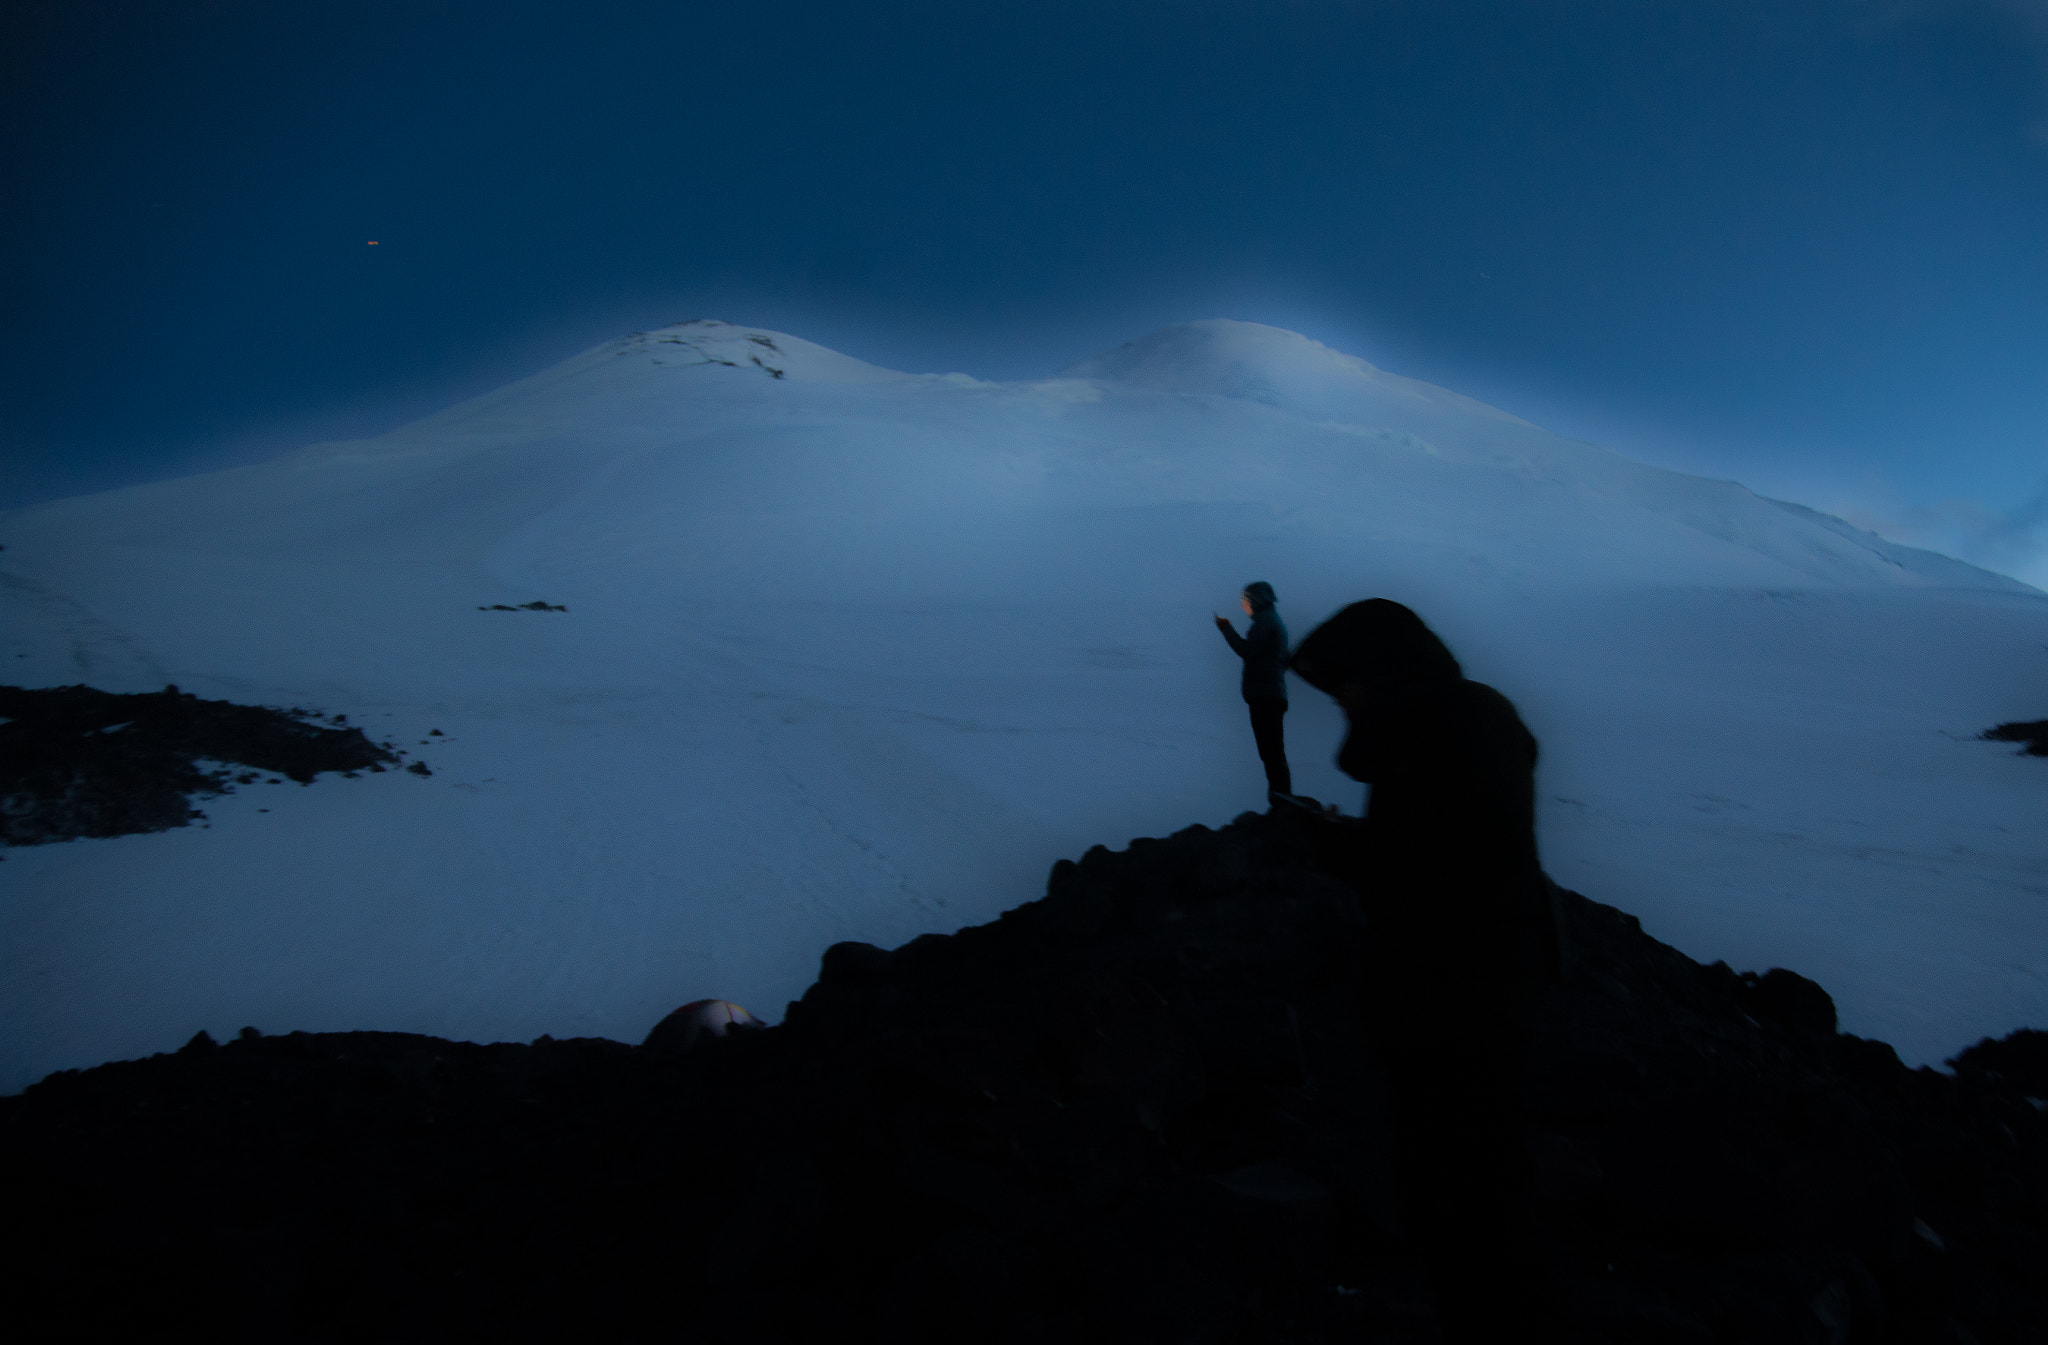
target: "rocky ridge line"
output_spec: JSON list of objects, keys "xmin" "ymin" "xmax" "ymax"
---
[{"xmin": 4, "ymin": 809, "xmax": 2042, "ymax": 1342}]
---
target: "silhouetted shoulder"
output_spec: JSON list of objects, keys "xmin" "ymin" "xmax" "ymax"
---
[{"xmin": 1453, "ymin": 679, "xmax": 1538, "ymax": 765}]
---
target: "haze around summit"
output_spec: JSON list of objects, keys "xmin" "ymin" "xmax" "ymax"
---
[{"xmin": 4, "ymin": 0, "xmax": 2048, "ymax": 587}]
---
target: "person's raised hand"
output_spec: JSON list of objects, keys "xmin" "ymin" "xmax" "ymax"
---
[{"xmin": 1213, "ymin": 613, "xmax": 1233, "ymax": 631}]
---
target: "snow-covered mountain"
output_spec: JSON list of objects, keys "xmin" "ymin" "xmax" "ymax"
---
[{"xmin": 2, "ymin": 318, "xmax": 2043, "ymax": 1090}]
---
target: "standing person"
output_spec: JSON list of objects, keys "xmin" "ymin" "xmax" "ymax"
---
[
  {"xmin": 1288, "ymin": 598, "xmax": 1567, "ymax": 1342},
  {"xmin": 1212, "ymin": 581, "xmax": 1293, "ymax": 802}
]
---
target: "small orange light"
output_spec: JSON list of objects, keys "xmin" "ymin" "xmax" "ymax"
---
[{"xmin": 367, "ymin": 240, "xmax": 379, "ymax": 245}]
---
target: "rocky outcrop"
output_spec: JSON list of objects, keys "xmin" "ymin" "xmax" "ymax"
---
[
  {"xmin": 1984, "ymin": 720, "xmax": 2048, "ymax": 757},
  {"xmin": 4, "ymin": 809, "xmax": 2042, "ymax": 1342},
  {"xmin": 0, "ymin": 684, "xmax": 398, "ymax": 845}
]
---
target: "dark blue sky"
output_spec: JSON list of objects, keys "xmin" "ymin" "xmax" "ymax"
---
[{"xmin": 5, "ymin": 0, "xmax": 2046, "ymax": 581}]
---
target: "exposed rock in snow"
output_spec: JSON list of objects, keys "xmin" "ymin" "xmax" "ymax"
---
[
  {"xmin": 1984, "ymin": 719, "xmax": 2048, "ymax": 757},
  {"xmin": 607, "ymin": 319, "xmax": 912, "ymax": 385},
  {"xmin": 0, "ymin": 684, "xmax": 398, "ymax": 846}
]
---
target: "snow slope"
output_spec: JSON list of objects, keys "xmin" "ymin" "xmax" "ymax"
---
[{"xmin": 2, "ymin": 318, "xmax": 2043, "ymax": 1090}]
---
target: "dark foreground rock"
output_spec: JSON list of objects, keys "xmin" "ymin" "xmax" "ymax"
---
[
  {"xmin": 5, "ymin": 810, "xmax": 2043, "ymax": 1343},
  {"xmin": 0, "ymin": 684, "xmax": 398, "ymax": 845}
]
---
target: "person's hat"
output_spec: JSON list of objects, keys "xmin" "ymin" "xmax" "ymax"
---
[{"xmin": 1288, "ymin": 598, "xmax": 1460, "ymax": 694}]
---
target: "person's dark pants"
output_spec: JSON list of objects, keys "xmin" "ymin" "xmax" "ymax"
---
[{"xmin": 1247, "ymin": 699, "xmax": 1291, "ymax": 795}]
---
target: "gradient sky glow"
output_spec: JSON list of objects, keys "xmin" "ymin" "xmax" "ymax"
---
[{"xmin": 4, "ymin": 0, "xmax": 2046, "ymax": 584}]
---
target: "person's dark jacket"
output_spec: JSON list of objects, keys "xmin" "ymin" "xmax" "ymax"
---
[
  {"xmin": 1220, "ymin": 602, "xmax": 1289, "ymax": 704},
  {"xmin": 1290, "ymin": 599, "xmax": 1565, "ymax": 1046}
]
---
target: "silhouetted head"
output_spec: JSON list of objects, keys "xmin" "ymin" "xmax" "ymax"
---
[
  {"xmin": 1288, "ymin": 599, "xmax": 1461, "ymax": 703},
  {"xmin": 1241, "ymin": 581, "xmax": 1277, "ymax": 613}
]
